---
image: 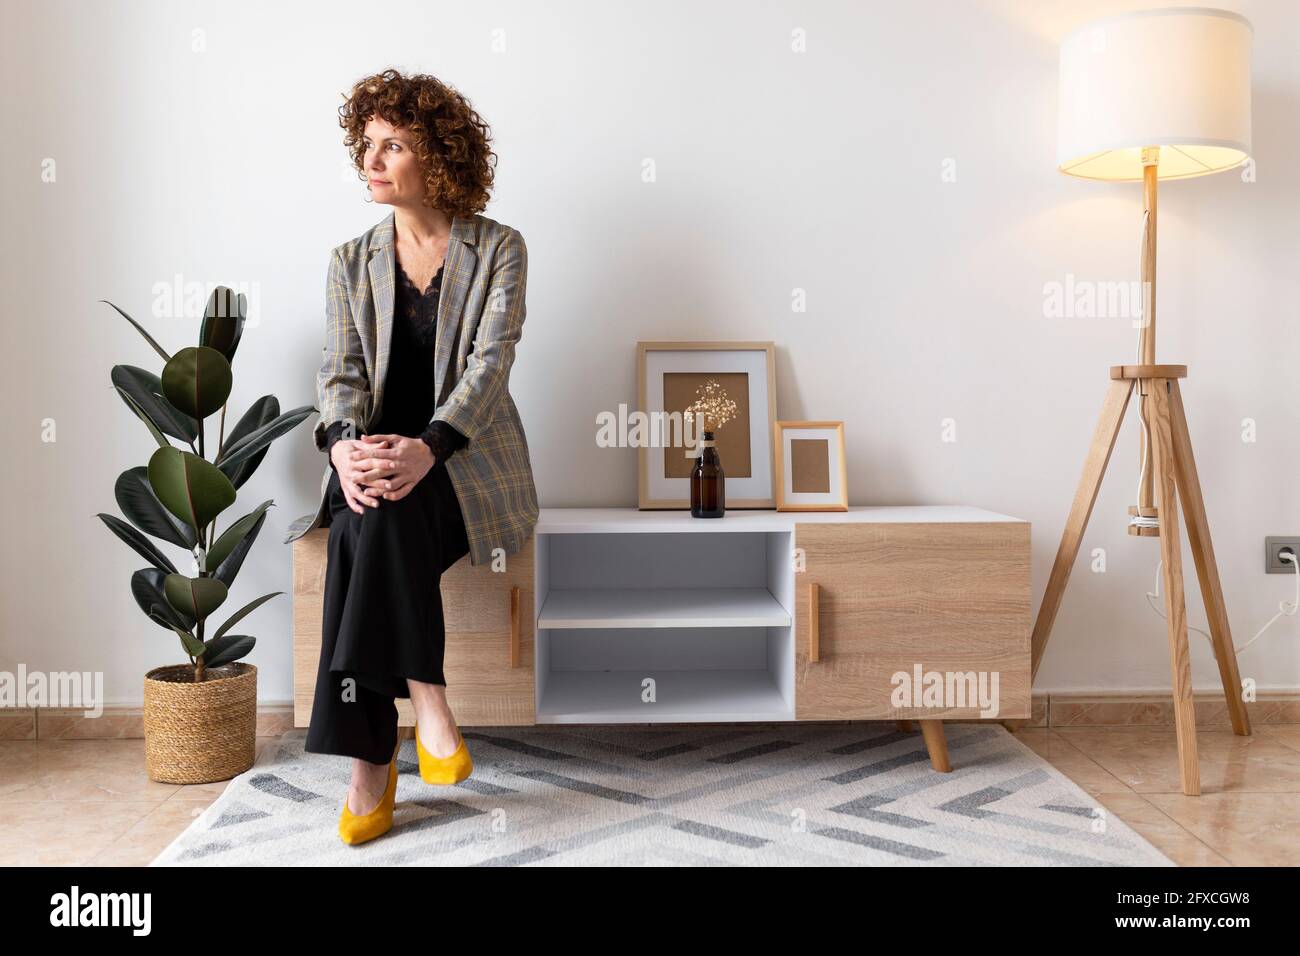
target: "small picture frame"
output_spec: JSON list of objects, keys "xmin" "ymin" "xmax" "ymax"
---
[
  {"xmin": 773, "ymin": 421, "xmax": 847, "ymax": 512},
  {"xmin": 637, "ymin": 341, "xmax": 778, "ymax": 509}
]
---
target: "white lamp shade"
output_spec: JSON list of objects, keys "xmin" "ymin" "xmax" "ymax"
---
[{"xmin": 1058, "ymin": 7, "xmax": 1252, "ymax": 181}]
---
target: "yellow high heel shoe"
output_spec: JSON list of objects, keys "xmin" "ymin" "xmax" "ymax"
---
[
  {"xmin": 338, "ymin": 758, "xmax": 398, "ymax": 846},
  {"xmin": 414, "ymin": 720, "xmax": 474, "ymax": 785}
]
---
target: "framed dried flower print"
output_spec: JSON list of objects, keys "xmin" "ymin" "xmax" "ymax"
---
[
  {"xmin": 636, "ymin": 341, "xmax": 777, "ymax": 509},
  {"xmin": 773, "ymin": 420, "xmax": 847, "ymax": 512}
]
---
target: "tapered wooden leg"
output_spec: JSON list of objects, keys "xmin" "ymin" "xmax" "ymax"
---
[
  {"xmin": 1149, "ymin": 380, "xmax": 1201, "ymax": 796},
  {"xmin": 919, "ymin": 720, "xmax": 951, "ymax": 773},
  {"xmin": 1168, "ymin": 381, "xmax": 1251, "ymax": 737},
  {"xmin": 1030, "ymin": 378, "xmax": 1134, "ymax": 679}
]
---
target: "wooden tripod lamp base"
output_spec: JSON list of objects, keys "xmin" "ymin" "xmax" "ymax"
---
[
  {"xmin": 1044, "ymin": 7, "xmax": 1256, "ymax": 797},
  {"xmin": 1026, "ymin": 364, "xmax": 1251, "ymax": 796}
]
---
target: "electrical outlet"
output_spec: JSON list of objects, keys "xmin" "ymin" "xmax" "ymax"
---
[{"xmin": 1265, "ymin": 536, "xmax": 1300, "ymax": 573}]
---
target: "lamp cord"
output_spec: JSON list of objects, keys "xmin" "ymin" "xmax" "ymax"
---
[
  {"xmin": 1130, "ymin": 209, "xmax": 1159, "ymax": 531},
  {"xmin": 1144, "ymin": 551, "xmax": 1299, "ymax": 656}
]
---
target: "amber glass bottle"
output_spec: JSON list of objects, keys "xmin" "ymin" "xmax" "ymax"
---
[{"xmin": 690, "ymin": 430, "xmax": 725, "ymax": 518}]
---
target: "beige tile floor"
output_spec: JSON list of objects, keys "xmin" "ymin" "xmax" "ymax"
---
[
  {"xmin": 2, "ymin": 726, "xmax": 1297, "ymax": 866},
  {"xmin": 1015, "ymin": 725, "xmax": 1300, "ymax": 866},
  {"xmin": 0, "ymin": 736, "xmax": 275, "ymax": 866}
]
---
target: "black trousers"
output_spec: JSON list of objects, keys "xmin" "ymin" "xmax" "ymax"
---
[{"xmin": 304, "ymin": 459, "xmax": 470, "ymax": 765}]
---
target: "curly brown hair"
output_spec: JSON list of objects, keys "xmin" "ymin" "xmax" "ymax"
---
[{"xmin": 339, "ymin": 69, "xmax": 496, "ymax": 218}]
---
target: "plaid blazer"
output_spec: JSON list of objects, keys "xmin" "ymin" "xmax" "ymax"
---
[{"xmin": 284, "ymin": 210, "xmax": 539, "ymax": 566}]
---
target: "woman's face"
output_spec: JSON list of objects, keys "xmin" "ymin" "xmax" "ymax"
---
[{"xmin": 362, "ymin": 115, "xmax": 421, "ymax": 205}]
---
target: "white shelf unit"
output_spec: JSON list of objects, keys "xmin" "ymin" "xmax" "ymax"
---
[{"xmin": 534, "ymin": 528, "xmax": 795, "ymax": 724}]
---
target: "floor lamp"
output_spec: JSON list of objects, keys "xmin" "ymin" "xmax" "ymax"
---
[{"xmin": 1031, "ymin": 8, "xmax": 1254, "ymax": 796}]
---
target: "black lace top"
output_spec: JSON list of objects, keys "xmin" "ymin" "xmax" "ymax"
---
[{"xmin": 324, "ymin": 260, "xmax": 468, "ymax": 470}]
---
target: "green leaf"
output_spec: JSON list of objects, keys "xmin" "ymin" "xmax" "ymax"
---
[
  {"xmin": 163, "ymin": 574, "xmax": 228, "ymax": 621},
  {"xmin": 95, "ymin": 512, "xmax": 177, "ymax": 573},
  {"xmin": 203, "ymin": 634, "xmax": 256, "ymax": 667},
  {"xmin": 219, "ymin": 396, "xmax": 279, "ymax": 488},
  {"xmin": 211, "ymin": 591, "xmax": 282, "ymax": 642},
  {"xmin": 114, "ymin": 386, "xmax": 172, "ymax": 450},
  {"xmin": 100, "ymin": 299, "xmax": 171, "ymax": 363},
  {"xmin": 147, "ymin": 447, "xmax": 237, "ymax": 531},
  {"xmin": 131, "ymin": 569, "xmax": 194, "ymax": 631},
  {"xmin": 116, "ymin": 466, "xmax": 197, "ymax": 550},
  {"xmin": 149, "ymin": 606, "xmax": 181, "ymax": 631},
  {"xmin": 199, "ymin": 286, "xmax": 246, "ymax": 364},
  {"xmin": 211, "ymin": 511, "xmax": 266, "ymax": 586},
  {"xmin": 171, "ymin": 625, "xmax": 207, "ymax": 659},
  {"xmin": 161, "ymin": 346, "xmax": 232, "ymax": 420},
  {"xmin": 215, "ymin": 404, "xmax": 315, "ymax": 471},
  {"xmin": 208, "ymin": 501, "xmax": 272, "ymax": 584},
  {"xmin": 111, "ymin": 365, "xmax": 198, "ymax": 443}
]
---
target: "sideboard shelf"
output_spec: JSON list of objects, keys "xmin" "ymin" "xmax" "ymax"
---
[
  {"xmin": 537, "ymin": 669, "xmax": 791, "ymax": 724},
  {"xmin": 537, "ymin": 586, "xmax": 792, "ymax": 629},
  {"xmin": 534, "ymin": 524, "xmax": 795, "ymax": 724}
]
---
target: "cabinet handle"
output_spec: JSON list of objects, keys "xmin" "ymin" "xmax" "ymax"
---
[
  {"xmin": 509, "ymin": 586, "xmax": 521, "ymax": 668},
  {"xmin": 808, "ymin": 581, "xmax": 820, "ymax": 663}
]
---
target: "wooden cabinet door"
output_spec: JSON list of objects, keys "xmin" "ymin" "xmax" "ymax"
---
[
  {"xmin": 398, "ymin": 536, "xmax": 536, "ymax": 727},
  {"xmin": 293, "ymin": 530, "xmax": 536, "ymax": 729},
  {"xmin": 794, "ymin": 522, "xmax": 1030, "ymax": 721},
  {"xmin": 292, "ymin": 529, "xmax": 329, "ymax": 728}
]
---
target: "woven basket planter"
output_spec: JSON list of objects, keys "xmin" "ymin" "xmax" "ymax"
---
[{"xmin": 143, "ymin": 663, "xmax": 257, "ymax": 784}]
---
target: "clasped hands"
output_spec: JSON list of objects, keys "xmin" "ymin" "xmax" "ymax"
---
[{"xmin": 330, "ymin": 432, "xmax": 436, "ymax": 514}]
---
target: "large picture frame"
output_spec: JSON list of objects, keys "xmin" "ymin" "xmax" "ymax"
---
[{"xmin": 636, "ymin": 341, "xmax": 777, "ymax": 509}]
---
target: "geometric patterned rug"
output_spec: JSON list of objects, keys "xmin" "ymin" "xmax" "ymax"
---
[{"xmin": 151, "ymin": 723, "xmax": 1172, "ymax": 866}]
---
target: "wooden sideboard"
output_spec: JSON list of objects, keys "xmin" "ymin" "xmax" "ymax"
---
[{"xmin": 293, "ymin": 506, "xmax": 1030, "ymax": 772}]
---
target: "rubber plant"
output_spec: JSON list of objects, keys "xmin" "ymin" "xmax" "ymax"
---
[{"xmin": 96, "ymin": 287, "xmax": 313, "ymax": 681}]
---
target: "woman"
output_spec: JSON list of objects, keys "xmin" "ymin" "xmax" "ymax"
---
[{"xmin": 287, "ymin": 69, "xmax": 539, "ymax": 845}]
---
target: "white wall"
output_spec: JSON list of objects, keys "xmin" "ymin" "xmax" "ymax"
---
[{"xmin": 3, "ymin": 0, "xmax": 1297, "ymax": 706}]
